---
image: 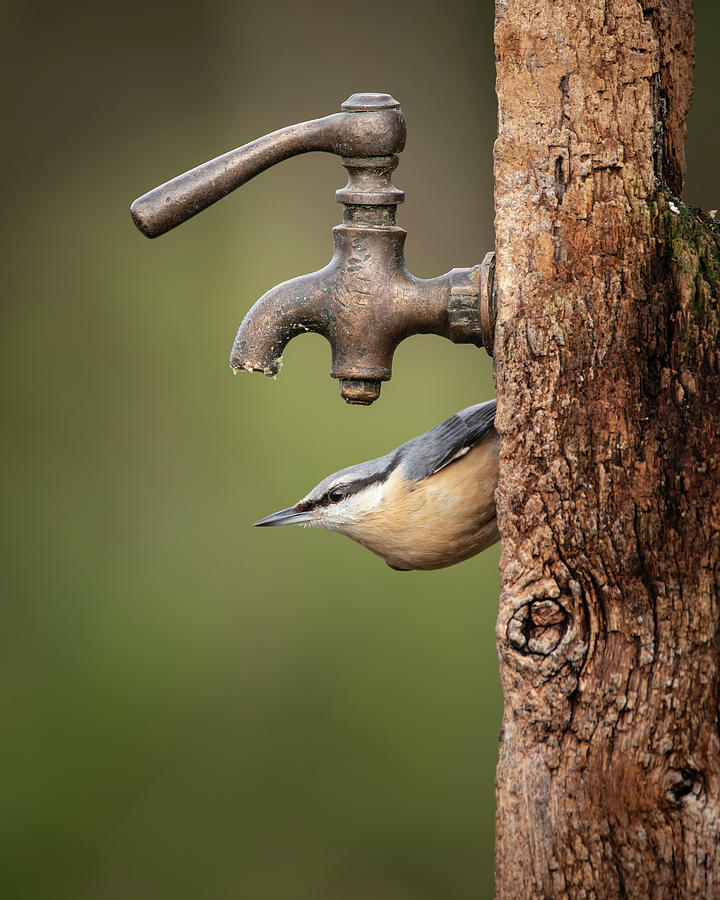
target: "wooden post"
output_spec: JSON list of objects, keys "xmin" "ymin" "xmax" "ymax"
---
[{"xmin": 492, "ymin": 1, "xmax": 720, "ymax": 896}]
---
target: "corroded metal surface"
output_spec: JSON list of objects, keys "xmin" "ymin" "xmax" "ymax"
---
[{"xmin": 131, "ymin": 93, "xmax": 495, "ymax": 404}]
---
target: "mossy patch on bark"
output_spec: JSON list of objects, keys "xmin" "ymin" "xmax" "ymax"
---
[{"xmin": 657, "ymin": 190, "xmax": 720, "ymax": 359}]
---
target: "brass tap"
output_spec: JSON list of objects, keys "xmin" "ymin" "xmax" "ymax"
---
[{"xmin": 131, "ymin": 93, "xmax": 495, "ymax": 405}]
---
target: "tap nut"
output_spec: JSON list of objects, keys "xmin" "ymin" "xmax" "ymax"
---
[
  {"xmin": 338, "ymin": 378, "xmax": 382, "ymax": 405},
  {"xmin": 446, "ymin": 253, "xmax": 496, "ymax": 354}
]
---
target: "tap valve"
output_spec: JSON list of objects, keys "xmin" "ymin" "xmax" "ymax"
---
[{"xmin": 131, "ymin": 93, "xmax": 495, "ymax": 404}]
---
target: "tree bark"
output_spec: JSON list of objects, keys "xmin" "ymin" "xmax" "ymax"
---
[{"xmin": 492, "ymin": 2, "xmax": 720, "ymax": 898}]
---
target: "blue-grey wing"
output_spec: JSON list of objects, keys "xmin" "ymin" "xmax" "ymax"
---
[{"xmin": 398, "ymin": 399, "xmax": 497, "ymax": 483}]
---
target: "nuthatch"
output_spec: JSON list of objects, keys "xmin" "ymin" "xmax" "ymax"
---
[{"xmin": 253, "ymin": 399, "xmax": 499, "ymax": 571}]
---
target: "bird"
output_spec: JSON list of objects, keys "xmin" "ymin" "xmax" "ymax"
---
[{"xmin": 253, "ymin": 399, "xmax": 500, "ymax": 571}]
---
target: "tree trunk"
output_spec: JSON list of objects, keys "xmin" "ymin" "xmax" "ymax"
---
[{"xmin": 492, "ymin": 2, "xmax": 720, "ymax": 897}]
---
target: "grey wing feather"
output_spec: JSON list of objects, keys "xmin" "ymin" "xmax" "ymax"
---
[{"xmin": 398, "ymin": 399, "xmax": 497, "ymax": 482}]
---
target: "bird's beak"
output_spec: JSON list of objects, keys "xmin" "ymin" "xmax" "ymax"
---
[{"xmin": 252, "ymin": 506, "xmax": 313, "ymax": 527}]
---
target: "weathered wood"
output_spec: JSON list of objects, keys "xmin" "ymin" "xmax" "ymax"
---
[{"xmin": 492, "ymin": 1, "xmax": 720, "ymax": 897}]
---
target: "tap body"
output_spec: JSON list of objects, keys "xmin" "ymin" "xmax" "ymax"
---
[
  {"xmin": 230, "ymin": 223, "xmax": 459, "ymax": 404},
  {"xmin": 228, "ymin": 146, "xmax": 495, "ymax": 404}
]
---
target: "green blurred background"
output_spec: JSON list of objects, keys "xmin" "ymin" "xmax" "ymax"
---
[{"xmin": 2, "ymin": 2, "xmax": 717, "ymax": 898}]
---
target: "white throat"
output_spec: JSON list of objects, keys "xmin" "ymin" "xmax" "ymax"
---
[{"xmin": 311, "ymin": 480, "xmax": 388, "ymax": 533}]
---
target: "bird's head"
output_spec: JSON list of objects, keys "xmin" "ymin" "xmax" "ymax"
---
[{"xmin": 252, "ymin": 452, "xmax": 398, "ymax": 535}]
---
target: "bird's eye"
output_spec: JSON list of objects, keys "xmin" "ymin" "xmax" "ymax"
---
[{"xmin": 328, "ymin": 488, "xmax": 345, "ymax": 503}]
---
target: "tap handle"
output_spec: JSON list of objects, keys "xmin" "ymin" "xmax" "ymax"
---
[{"xmin": 130, "ymin": 93, "xmax": 405, "ymax": 238}]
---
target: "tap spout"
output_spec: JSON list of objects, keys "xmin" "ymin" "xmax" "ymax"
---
[{"xmin": 229, "ymin": 267, "xmax": 337, "ymax": 377}]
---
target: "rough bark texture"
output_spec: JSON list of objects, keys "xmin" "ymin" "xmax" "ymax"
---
[{"xmin": 493, "ymin": 1, "xmax": 720, "ymax": 897}]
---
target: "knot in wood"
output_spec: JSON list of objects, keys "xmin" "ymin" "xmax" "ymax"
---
[
  {"xmin": 664, "ymin": 767, "xmax": 705, "ymax": 807},
  {"xmin": 507, "ymin": 599, "xmax": 569, "ymax": 656}
]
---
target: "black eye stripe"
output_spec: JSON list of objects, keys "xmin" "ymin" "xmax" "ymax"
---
[{"xmin": 298, "ymin": 473, "xmax": 385, "ymax": 512}]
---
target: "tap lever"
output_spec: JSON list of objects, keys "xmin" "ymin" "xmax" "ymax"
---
[{"xmin": 130, "ymin": 93, "xmax": 406, "ymax": 238}]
